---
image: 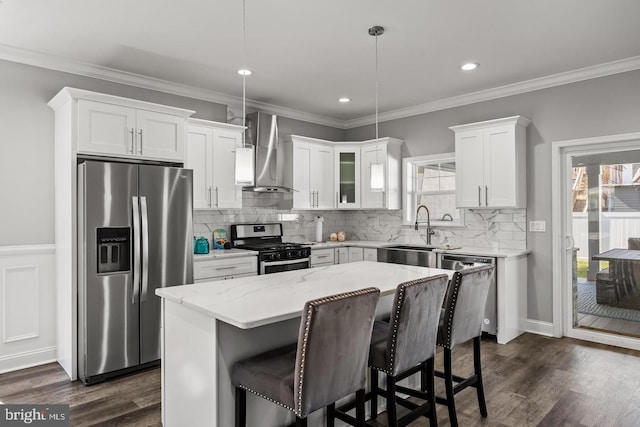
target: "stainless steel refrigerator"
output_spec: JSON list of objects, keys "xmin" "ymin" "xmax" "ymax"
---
[{"xmin": 77, "ymin": 160, "xmax": 193, "ymax": 384}]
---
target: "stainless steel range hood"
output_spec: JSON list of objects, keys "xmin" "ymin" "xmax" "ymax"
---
[{"xmin": 243, "ymin": 111, "xmax": 294, "ymax": 193}]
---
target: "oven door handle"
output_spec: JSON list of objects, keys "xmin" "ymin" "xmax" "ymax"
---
[{"xmin": 262, "ymin": 258, "xmax": 310, "ymax": 267}]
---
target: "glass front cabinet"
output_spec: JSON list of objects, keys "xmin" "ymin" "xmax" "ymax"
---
[{"xmin": 335, "ymin": 145, "xmax": 361, "ymax": 209}]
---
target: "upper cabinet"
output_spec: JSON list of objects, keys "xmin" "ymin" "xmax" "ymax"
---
[
  {"xmin": 186, "ymin": 119, "xmax": 245, "ymax": 209},
  {"xmin": 292, "ymin": 136, "xmax": 334, "ymax": 210},
  {"xmin": 289, "ymin": 135, "xmax": 403, "ymax": 211},
  {"xmin": 360, "ymin": 138, "xmax": 403, "ymax": 210},
  {"xmin": 335, "ymin": 145, "xmax": 361, "ymax": 208},
  {"xmin": 49, "ymin": 87, "xmax": 194, "ymax": 163},
  {"xmin": 451, "ymin": 116, "xmax": 530, "ymax": 209}
]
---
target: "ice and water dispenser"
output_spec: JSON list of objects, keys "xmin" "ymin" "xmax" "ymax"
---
[{"xmin": 97, "ymin": 227, "xmax": 130, "ymax": 274}]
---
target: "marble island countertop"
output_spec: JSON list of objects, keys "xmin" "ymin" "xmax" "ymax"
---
[{"xmin": 157, "ymin": 261, "xmax": 453, "ymax": 329}]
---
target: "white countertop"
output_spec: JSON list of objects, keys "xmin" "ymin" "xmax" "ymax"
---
[
  {"xmin": 304, "ymin": 240, "xmax": 395, "ymax": 249},
  {"xmin": 193, "ymin": 248, "xmax": 258, "ymax": 261},
  {"xmin": 433, "ymin": 247, "xmax": 530, "ymax": 258},
  {"xmin": 156, "ymin": 261, "xmax": 453, "ymax": 329},
  {"xmin": 305, "ymin": 240, "xmax": 529, "ymax": 258}
]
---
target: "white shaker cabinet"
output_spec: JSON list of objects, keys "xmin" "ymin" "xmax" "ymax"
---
[
  {"xmin": 186, "ymin": 119, "xmax": 245, "ymax": 209},
  {"xmin": 292, "ymin": 136, "xmax": 334, "ymax": 210},
  {"xmin": 310, "ymin": 248, "xmax": 335, "ymax": 267},
  {"xmin": 360, "ymin": 138, "xmax": 403, "ymax": 210},
  {"xmin": 77, "ymin": 95, "xmax": 193, "ymax": 162},
  {"xmin": 363, "ymin": 248, "xmax": 378, "ymax": 262},
  {"xmin": 451, "ymin": 116, "xmax": 530, "ymax": 209},
  {"xmin": 335, "ymin": 247, "xmax": 349, "ymax": 264},
  {"xmin": 348, "ymin": 247, "xmax": 364, "ymax": 262}
]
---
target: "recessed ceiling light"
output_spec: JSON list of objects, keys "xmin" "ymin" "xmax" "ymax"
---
[
  {"xmin": 237, "ymin": 69, "xmax": 252, "ymax": 76},
  {"xmin": 461, "ymin": 62, "xmax": 479, "ymax": 71},
  {"xmin": 338, "ymin": 97, "xmax": 351, "ymax": 103}
]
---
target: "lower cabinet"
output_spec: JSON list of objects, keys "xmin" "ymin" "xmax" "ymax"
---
[
  {"xmin": 310, "ymin": 249, "xmax": 335, "ymax": 267},
  {"xmin": 335, "ymin": 247, "xmax": 349, "ymax": 264},
  {"xmin": 348, "ymin": 247, "xmax": 364, "ymax": 262},
  {"xmin": 194, "ymin": 256, "xmax": 258, "ymax": 283},
  {"xmin": 363, "ymin": 248, "xmax": 378, "ymax": 262},
  {"xmin": 310, "ymin": 246, "xmax": 377, "ymax": 267}
]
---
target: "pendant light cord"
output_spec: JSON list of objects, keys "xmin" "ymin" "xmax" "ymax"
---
[
  {"xmin": 242, "ymin": 0, "xmax": 247, "ymax": 149},
  {"xmin": 375, "ymin": 31, "xmax": 379, "ymax": 141}
]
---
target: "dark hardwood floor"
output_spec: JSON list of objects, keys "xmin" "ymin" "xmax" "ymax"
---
[{"xmin": 2, "ymin": 333, "xmax": 640, "ymax": 426}]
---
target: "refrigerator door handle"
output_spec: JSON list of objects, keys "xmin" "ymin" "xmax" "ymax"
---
[
  {"xmin": 140, "ymin": 196, "xmax": 150, "ymax": 303},
  {"xmin": 132, "ymin": 196, "xmax": 141, "ymax": 305}
]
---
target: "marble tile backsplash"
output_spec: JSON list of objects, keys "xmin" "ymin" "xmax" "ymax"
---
[
  {"xmin": 194, "ymin": 199, "xmax": 526, "ymax": 251},
  {"xmin": 343, "ymin": 209, "xmax": 527, "ymax": 250}
]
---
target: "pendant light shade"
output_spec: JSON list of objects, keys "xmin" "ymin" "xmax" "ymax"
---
[
  {"xmin": 369, "ymin": 25, "xmax": 385, "ymax": 193},
  {"xmin": 235, "ymin": 145, "xmax": 254, "ymax": 185},
  {"xmin": 235, "ymin": 0, "xmax": 254, "ymax": 186}
]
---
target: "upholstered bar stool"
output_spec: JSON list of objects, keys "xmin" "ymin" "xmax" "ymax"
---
[
  {"xmin": 434, "ymin": 265, "xmax": 495, "ymax": 427},
  {"xmin": 231, "ymin": 287, "xmax": 380, "ymax": 427},
  {"xmin": 365, "ymin": 274, "xmax": 449, "ymax": 427}
]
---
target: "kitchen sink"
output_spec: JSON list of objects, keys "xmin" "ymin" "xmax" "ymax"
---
[{"xmin": 377, "ymin": 244, "xmax": 437, "ymax": 268}]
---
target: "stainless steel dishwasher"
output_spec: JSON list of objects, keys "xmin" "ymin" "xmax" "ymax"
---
[{"xmin": 440, "ymin": 254, "xmax": 497, "ymax": 336}]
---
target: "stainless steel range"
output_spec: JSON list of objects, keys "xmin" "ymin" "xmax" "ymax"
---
[{"xmin": 230, "ymin": 223, "xmax": 311, "ymax": 275}]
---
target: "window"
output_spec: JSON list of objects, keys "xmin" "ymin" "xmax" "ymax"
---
[{"xmin": 403, "ymin": 153, "xmax": 463, "ymax": 226}]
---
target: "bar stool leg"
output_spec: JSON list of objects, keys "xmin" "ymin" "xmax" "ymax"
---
[
  {"xmin": 235, "ymin": 387, "xmax": 246, "ymax": 427},
  {"xmin": 356, "ymin": 389, "xmax": 365, "ymax": 427},
  {"xmin": 386, "ymin": 375, "xmax": 398, "ymax": 427},
  {"xmin": 326, "ymin": 403, "xmax": 335, "ymax": 427},
  {"xmin": 473, "ymin": 337, "xmax": 488, "ymax": 417},
  {"xmin": 443, "ymin": 349, "xmax": 458, "ymax": 427},
  {"xmin": 425, "ymin": 358, "xmax": 438, "ymax": 427},
  {"xmin": 370, "ymin": 369, "xmax": 379, "ymax": 419}
]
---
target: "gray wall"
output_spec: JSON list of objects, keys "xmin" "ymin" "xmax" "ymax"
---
[
  {"xmin": 346, "ymin": 70, "xmax": 640, "ymax": 323},
  {"xmin": 0, "ymin": 59, "xmax": 343, "ymax": 246}
]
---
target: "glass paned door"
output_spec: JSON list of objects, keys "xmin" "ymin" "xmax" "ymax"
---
[
  {"xmin": 570, "ymin": 154, "xmax": 640, "ymax": 337},
  {"xmin": 336, "ymin": 147, "xmax": 360, "ymax": 208}
]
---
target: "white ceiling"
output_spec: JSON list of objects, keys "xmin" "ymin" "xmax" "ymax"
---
[{"xmin": 1, "ymin": 0, "xmax": 640, "ymax": 127}]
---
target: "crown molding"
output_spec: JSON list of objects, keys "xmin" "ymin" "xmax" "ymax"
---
[
  {"xmin": 0, "ymin": 44, "xmax": 345, "ymax": 129},
  {"xmin": 1, "ymin": 44, "xmax": 639, "ymax": 131},
  {"xmin": 343, "ymin": 55, "xmax": 640, "ymax": 129}
]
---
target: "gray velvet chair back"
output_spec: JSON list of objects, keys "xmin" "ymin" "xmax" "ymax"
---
[
  {"xmin": 294, "ymin": 287, "xmax": 380, "ymax": 419},
  {"xmin": 629, "ymin": 238, "xmax": 640, "ymax": 250},
  {"xmin": 385, "ymin": 274, "xmax": 449, "ymax": 376},
  {"xmin": 439, "ymin": 265, "xmax": 494, "ymax": 349}
]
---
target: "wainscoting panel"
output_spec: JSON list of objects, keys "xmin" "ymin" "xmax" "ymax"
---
[{"xmin": 0, "ymin": 245, "xmax": 56, "ymax": 373}]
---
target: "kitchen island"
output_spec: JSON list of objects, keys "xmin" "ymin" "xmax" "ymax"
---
[{"xmin": 156, "ymin": 261, "xmax": 453, "ymax": 427}]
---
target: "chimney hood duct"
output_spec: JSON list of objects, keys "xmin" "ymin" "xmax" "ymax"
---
[{"xmin": 242, "ymin": 111, "xmax": 294, "ymax": 193}]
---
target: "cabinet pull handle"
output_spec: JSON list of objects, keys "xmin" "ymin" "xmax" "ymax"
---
[
  {"xmin": 138, "ymin": 129, "xmax": 143, "ymax": 154},
  {"xmin": 208, "ymin": 187, "xmax": 212, "ymax": 207},
  {"xmin": 129, "ymin": 128, "xmax": 135, "ymax": 154},
  {"xmin": 309, "ymin": 191, "xmax": 313, "ymax": 208},
  {"xmin": 317, "ymin": 255, "xmax": 329, "ymax": 259},
  {"xmin": 216, "ymin": 266, "xmax": 237, "ymax": 271},
  {"xmin": 215, "ymin": 187, "xmax": 219, "ymax": 207},
  {"xmin": 315, "ymin": 191, "xmax": 318, "ymax": 208},
  {"xmin": 485, "ymin": 185, "xmax": 488, "ymax": 206},
  {"xmin": 478, "ymin": 186, "xmax": 481, "ymax": 207}
]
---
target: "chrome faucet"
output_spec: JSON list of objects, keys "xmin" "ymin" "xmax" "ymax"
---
[{"xmin": 414, "ymin": 204, "xmax": 435, "ymax": 245}]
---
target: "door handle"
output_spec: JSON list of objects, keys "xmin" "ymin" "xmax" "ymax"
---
[
  {"xmin": 131, "ymin": 196, "xmax": 140, "ymax": 305},
  {"xmin": 215, "ymin": 187, "xmax": 219, "ymax": 207},
  {"xmin": 485, "ymin": 185, "xmax": 488, "ymax": 206},
  {"xmin": 129, "ymin": 129, "xmax": 135, "ymax": 154},
  {"xmin": 478, "ymin": 186, "xmax": 481, "ymax": 207},
  {"xmin": 208, "ymin": 186, "xmax": 212, "ymax": 207},
  {"xmin": 140, "ymin": 196, "xmax": 149, "ymax": 303},
  {"xmin": 138, "ymin": 129, "xmax": 143, "ymax": 154}
]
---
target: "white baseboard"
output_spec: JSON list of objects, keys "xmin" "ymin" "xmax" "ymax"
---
[
  {"xmin": 523, "ymin": 319, "xmax": 554, "ymax": 337},
  {"xmin": 0, "ymin": 346, "xmax": 57, "ymax": 374}
]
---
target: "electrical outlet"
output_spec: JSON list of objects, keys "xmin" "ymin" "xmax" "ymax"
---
[{"xmin": 529, "ymin": 221, "xmax": 546, "ymax": 232}]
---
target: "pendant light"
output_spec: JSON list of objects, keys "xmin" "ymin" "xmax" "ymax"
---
[
  {"xmin": 369, "ymin": 25, "xmax": 385, "ymax": 192},
  {"xmin": 235, "ymin": 0, "xmax": 255, "ymax": 186}
]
